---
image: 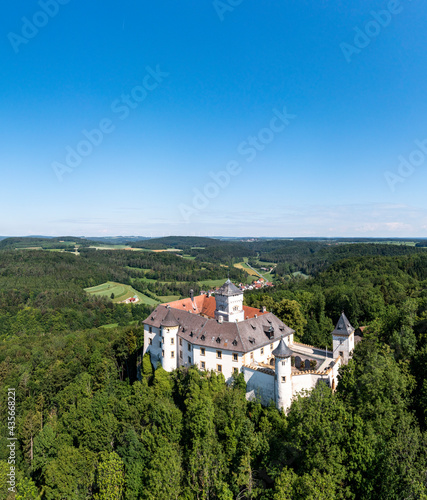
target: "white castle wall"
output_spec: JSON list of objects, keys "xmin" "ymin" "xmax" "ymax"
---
[
  {"xmin": 291, "ymin": 372, "xmax": 328, "ymax": 396},
  {"xmin": 161, "ymin": 325, "xmax": 179, "ymax": 371},
  {"xmin": 242, "ymin": 338, "xmax": 282, "ymax": 366},
  {"xmin": 143, "ymin": 325, "xmax": 162, "ymax": 366},
  {"xmin": 191, "ymin": 344, "xmax": 242, "ymax": 380},
  {"xmin": 291, "ymin": 357, "xmax": 343, "ymax": 403},
  {"xmin": 143, "ymin": 324, "xmax": 179, "ymax": 371},
  {"xmin": 333, "ymin": 333, "xmax": 354, "ymax": 364},
  {"xmin": 243, "ymin": 366, "xmax": 275, "ymax": 406}
]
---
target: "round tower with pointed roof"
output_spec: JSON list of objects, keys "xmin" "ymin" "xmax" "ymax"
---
[
  {"xmin": 272, "ymin": 337, "xmax": 293, "ymax": 411},
  {"xmin": 214, "ymin": 279, "xmax": 244, "ymax": 323},
  {"xmin": 332, "ymin": 312, "xmax": 355, "ymax": 364},
  {"xmin": 160, "ymin": 307, "xmax": 179, "ymax": 371}
]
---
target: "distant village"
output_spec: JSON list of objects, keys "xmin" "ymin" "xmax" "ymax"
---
[{"xmin": 238, "ymin": 276, "xmax": 274, "ymax": 291}]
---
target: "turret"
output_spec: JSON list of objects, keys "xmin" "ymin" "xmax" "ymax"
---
[
  {"xmin": 160, "ymin": 308, "xmax": 179, "ymax": 371},
  {"xmin": 272, "ymin": 337, "xmax": 293, "ymax": 411},
  {"xmin": 332, "ymin": 312, "xmax": 354, "ymax": 363}
]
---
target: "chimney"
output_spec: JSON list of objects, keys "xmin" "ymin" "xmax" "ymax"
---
[
  {"xmin": 255, "ymin": 314, "xmax": 257, "ymax": 318},
  {"xmin": 218, "ymin": 315, "xmax": 224, "ymax": 324},
  {"xmin": 190, "ymin": 289, "xmax": 194, "ymax": 302},
  {"xmin": 261, "ymin": 306, "xmax": 266, "ymax": 313}
]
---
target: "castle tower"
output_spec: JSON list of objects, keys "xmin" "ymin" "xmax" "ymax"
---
[
  {"xmin": 332, "ymin": 312, "xmax": 355, "ymax": 363},
  {"xmin": 214, "ymin": 279, "xmax": 244, "ymax": 322},
  {"xmin": 272, "ymin": 337, "xmax": 293, "ymax": 411},
  {"xmin": 160, "ymin": 308, "xmax": 179, "ymax": 371}
]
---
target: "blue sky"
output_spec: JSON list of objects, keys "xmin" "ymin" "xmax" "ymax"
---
[{"xmin": 1, "ymin": 0, "xmax": 427, "ymax": 237}]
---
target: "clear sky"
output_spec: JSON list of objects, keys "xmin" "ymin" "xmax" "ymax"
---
[{"xmin": 1, "ymin": 0, "xmax": 427, "ymax": 238}]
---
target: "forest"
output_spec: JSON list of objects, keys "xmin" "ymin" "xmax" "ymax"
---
[{"xmin": 0, "ymin": 244, "xmax": 427, "ymax": 498}]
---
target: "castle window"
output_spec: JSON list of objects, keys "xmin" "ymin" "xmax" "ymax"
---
[
  {"xmin": 201, "ymin": 348, "xmax": 205, "ymax": 356},
  {"xmin": 171, "ymin": 351, "xmax": 175, "ymax": 358},
  {"xmin": 149, "ymin": 338, "xmax": 152, "ymax": 345},
  {"xmin": 261, "ymin": 348, "xmax": 264, "ymax": 355},
  {"xmin": 159, "ymin": 341, "xmax": 162, "ymax": 347},
  {"xmin": 233, "ymin": 367, "xmax": 238, "ymax": 374},
  {"xmin": 149, "ymin": 326, "xmax": 152, "ymax": 333},
  {"xmin": 232, "ymin": 353, "xmax": 238, "ymax": 362},
  {"xmin": 179, "ymin": 338, "xmax": 182, "ymax": 346},
  {"xmin": 162, "ymin": 337, "xmax": 164, "ymax": 344},
  {"xmin": 270, "ymin": 343, "xmax": 273, "ymax": 350},
  {"xmin": 171, "ymin": 338, "xmax": 174, "ymax": 345},
  {"xmin": 250, "ymin": 352, "xmax": 254, "ymax": 360},
  {"xmin": 217, "ymin": 350, "xmax": 222, "ymax": 359},
  {"xmin": 217, "ymin": 364, "xmax": 222, "ymax": 373},
  {"xmin": 339, "ymin": 351, "xmax": 344, "ymax": 358},
  {"xmin": 188, "ymin": 342, "xmax": 191, "ymax": 350},
  {"xmin": 201, "ymin": 361, "xmax": 205, "ymax": 369},
  {"xmin": 282, "ymin": 376, "xmax": 286, "ymax": 383},
  {"xmin": 162, "ymin": 350, "xmax": 164, "ymax": 357},
  {"xmin": 188, "ymin": 356, "xmax": 191, "ymax": 364},
  {"xmin": 180, "ymin": 350, "xmax": 183, "ymax": 359}
]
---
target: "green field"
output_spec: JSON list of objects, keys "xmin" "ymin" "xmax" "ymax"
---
[
  {"xmin": 88, "ymin": 245, "xmax": 130, "ymax": 250},
  {"xmin": 84, "ymin": 281, "xmax": 158, "ymax": 305},
  {"xmin": 157, "ymin": 295, "xmax": 181, "ymax": 302},
  {"xmin": 197, "ymin": 279, "xmax": 230, "ymax": 289}
]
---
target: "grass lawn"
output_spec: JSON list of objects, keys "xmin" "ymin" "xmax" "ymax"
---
[
  {"xmin": 157, "ymin": 295, "xmax": 181, "ymax": 302},
  {"xmin": 100, "ymin": 323, "xmax": 119, "ymax": 329},
  {"xmin": 138, "ymin": 294, "xmax": 160, "ymax": 306},
  {"xmin": 198, "ymin": 279, "xmax": 229, "ymax": 289},
  {"xmin": 84, "ymin": 281, "xmax": 149, "ymax": 304}
]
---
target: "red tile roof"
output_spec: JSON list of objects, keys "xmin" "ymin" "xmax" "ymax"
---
[{"xmin": 163, "ymin": 294, "xmax": 268, "ymax": 320}]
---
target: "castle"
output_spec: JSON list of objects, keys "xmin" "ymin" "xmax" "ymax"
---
[{"xmin": 143, "ymin": 280, "xmax": 354, "ymax": 411}]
